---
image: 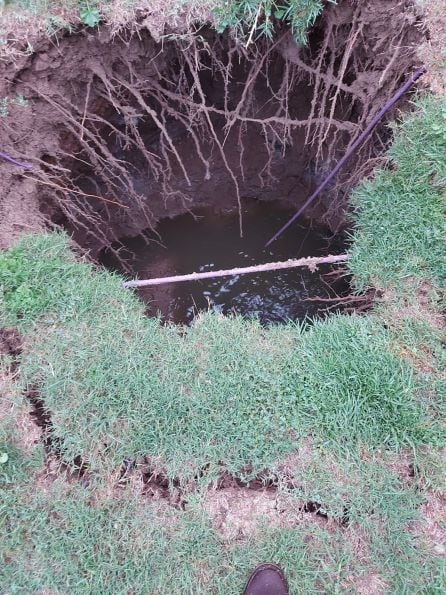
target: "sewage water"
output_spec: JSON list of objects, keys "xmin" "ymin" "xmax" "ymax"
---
[{"xmin": 101, "ymin": 200, "xmax": 349, "ymax": 325}]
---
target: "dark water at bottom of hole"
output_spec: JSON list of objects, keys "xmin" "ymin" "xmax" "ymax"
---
[{"xmin": 101, "ymin": 200, "xmax": 349, "ymax": 325}]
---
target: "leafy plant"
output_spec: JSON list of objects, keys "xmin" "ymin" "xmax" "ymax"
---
[
  {"xmin": 80, "ymin": 3, "xmax": 100, "ymax": 27},
  {"xmin": 214, "ymin": 0, "xmax": 335, "ymax": 44}
]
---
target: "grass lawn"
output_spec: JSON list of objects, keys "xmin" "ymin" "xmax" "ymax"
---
[{"xmin": 0, "ymin": 80, "xmax": 445, "ymax": 595}]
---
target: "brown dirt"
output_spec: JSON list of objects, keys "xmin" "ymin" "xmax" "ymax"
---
[
  {"xmin": 417, "ymin": 0, "xmax": 446, "ymax": 95},
  {"xmin": 0, "ymin": 326, "xmax": 22, "ymax": 354},
  {"xmin": 347, "ymin": 573, "xmax": 388, "ymax": 595},
  {"xmin": 202, "ymin": 486, "xmax": 334, "ymax": 540},
  {"xmin": 0, "ymin": 0, "xmax": 424, "ymax": 256},
  {"xmin": 412, "ymin": 491, "xmax": 446, "ymax": 557}
]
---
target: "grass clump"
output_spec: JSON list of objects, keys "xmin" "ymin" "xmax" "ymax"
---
[
  {"xmin": 1, "ymin": 442, "xmax": 443, "ymax": 593},
  {"xmin": 348, "ymin": 95, "xmax": 446, "ymax": 292},
  {"xmin": 1, "ymin": 0, "xmax": 326, "ymax": 57},
  {"xmin": 0, "ymin": 347, "xmax": 43, "ymax": 481},
  {"xmin": 214, "ymin": 0, "xmax": 326, "ymax": 43}
]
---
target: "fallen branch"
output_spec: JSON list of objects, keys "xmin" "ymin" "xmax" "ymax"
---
[{"xmin": 123, "ymin": 254, "xmax": 349, "ymax": 288}]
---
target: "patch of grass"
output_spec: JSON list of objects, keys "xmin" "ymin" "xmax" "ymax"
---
[
  {"xmin": 0, "ymin": 478, "xmax": 356, "ymax": 592},
  {"xmin": 1, "ymin": 444, "xmax": 443, "ymax": 593},
  {"xmin": 0, "ymin": 354, "xmax": 44, "ymax": 485},
  {"xmin": 0, "ymin": 412, "xmax": 30, "ymax": 486},
  {"xmin": 413, "ymin": 447, "xmax": 446, "ymax": 494},
  {"xmin": 1, "ymin": 233, "xmax": 443, "ymax": 482},
  {"xmin": 0, "ymin": 426, "xmax": 43, "ymax": 486},
  {"xmin": 348, "ymin": 95, "xmax": 446, "ymax": 292},
  {"xmin": 272, "ymin": 449, "xmax": 443, "ymax": 593},
  {"xmin": 213, "ymin": 0, "xmax": 327, "ymax": 43}
]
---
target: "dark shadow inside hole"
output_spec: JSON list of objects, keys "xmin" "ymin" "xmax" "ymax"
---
[{"xmin": 302, "ymin": 501, "xmax": 328, "ymax": 519}]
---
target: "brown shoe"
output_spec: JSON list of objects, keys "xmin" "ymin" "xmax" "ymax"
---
[{"xmin": 243, "ymin": 563, "xmax": 289, "ymax": 595}]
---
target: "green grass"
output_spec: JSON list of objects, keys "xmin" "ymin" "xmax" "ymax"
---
[
  {"xmin": 1, "ymin": 0, "xmax": 326, "ymax": 46},
  {"xmin": 1, "ymin": 83, "xmax": 445, "ymax": 594},
  {"xmin": 0, "ymin": 434, "xmax": 443, "ymax": 593},
  {"xmin": 1, "ymin": 233, "xmax": 443, "ymax": 480},
  {"xmin": 349, "ymin": 95, "xmax": 446, "ymax": 292},
  {"xmin": 0, "ymin": 357, "xmax": 44, "ymax": 486},
  {"xmin": 213, "ymin": 0, "xmax": 326, "ymax": 43},
  {"xmin": 1, "ymin": 425, "xmax": 444, "ymax": 593}
]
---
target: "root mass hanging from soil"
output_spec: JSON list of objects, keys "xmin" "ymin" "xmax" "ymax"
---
[{"xmin": 0, "ymin": 0, "xmax": 424, "ymax": 256}]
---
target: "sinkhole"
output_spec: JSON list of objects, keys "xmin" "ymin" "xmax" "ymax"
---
[{"xmin": 18, "ymin": 0, "xmax": 422, "ymax": 325}]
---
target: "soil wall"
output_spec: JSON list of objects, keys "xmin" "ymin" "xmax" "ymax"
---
[{"xmin": 0, "ymin": 0, "xmax": 424, "ymax": 255}]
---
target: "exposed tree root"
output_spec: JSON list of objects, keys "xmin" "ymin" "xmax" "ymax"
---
[
  {"xmin": 305, "ymin": 288, "xmax": 378, "ymax": 314},
  {"xmin": 0, "ymin": 0, "xmax": 424, "ymax": 254}
]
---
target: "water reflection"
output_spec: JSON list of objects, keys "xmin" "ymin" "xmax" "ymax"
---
[{"xmin": 100, "ymin": 200, "xmax": 349, "ymax": 325}]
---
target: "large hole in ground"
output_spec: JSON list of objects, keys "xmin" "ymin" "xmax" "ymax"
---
[{"xmin": 9, "ymin": 0, "xmax": 422, "ymax": 323}]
